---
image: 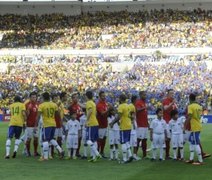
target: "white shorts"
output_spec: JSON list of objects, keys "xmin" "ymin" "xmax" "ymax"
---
[
  {"xmin": 152, "ymin": 133, "xmax": 165, "ymax": 149},
  {"xmin": 54, "ymin": 128, "xmax": 63, "ymax": 138},
  {"xmin": 109, "ymin": 130, "xmax": 120, "ymax": 145},
  {"xmin": 82, "ymin": 129, "xmax": 87, "ymax": 144},
  {"xmin": 136, "ymin": 127, "xmax": 148, "ymax": 139},
  {"xmin": 130, "ymin": 131, "xmax": 137, "ymax": 147},
  {"xmin": 183, "ymin": 131, "xmax": 191, "ymax": 143},
  {"xmin": 26, "ymin": 127, "xmax": 38, "ymax": 139},
  {"xmin": 98, "ymin": 128, "xmax": 107, "ymax": 139},
  {"xmin": 171, "ymin": 134, "xmax": 184, "ymax": 148},
  {"xmin": 67, "ymin": 135, "xmax": 78, "ymax": 149}
]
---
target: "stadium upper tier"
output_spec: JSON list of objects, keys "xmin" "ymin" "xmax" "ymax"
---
[{"xmin": 0, "ymin": 9, "xmax": 211, "ymax": 49}]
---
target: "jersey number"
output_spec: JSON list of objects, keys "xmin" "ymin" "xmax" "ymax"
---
[
  {"xmin": 47, "ymin": 108, "xmax": 55, "ymax": 118},
  {"xmin": 11, "ymin": 107, "xmax": 20, "ymax": 116}
]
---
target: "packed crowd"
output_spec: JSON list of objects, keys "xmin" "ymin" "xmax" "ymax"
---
[
  {"xmin": 0, "ymin": 9, "xmax": 211, "ymax": 49},
  {"xmin": 0, "ymin": 55, "xmax": 211, "ymax": 115}
]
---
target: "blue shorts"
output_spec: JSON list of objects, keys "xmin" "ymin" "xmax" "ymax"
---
[
  {"xmin": 120, "ymin": 130, "xmax": 131, "ymax": 144},
  {"xmin": 43, "ymin": 127, "xmax": 55, "ymax": 141},
  {"xmin": 86, "ymin": 126, "xmax": 99, "ymax": 142},
  {"xmin": 8, "ymin": 126, "xmax": 22, "ymax": 139},
  {"xmin": 189, "ymin": 131, "xmax": 200, "ymax": 145}
]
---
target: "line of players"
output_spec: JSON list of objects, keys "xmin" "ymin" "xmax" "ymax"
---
[{"xmin": 5, "ymin": 90, "xmax": 210, "ymax": 165}]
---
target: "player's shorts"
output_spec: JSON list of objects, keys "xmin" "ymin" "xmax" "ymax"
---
[
  {"xmin": 183, "ymin": 130, "xmax": 191, "ymax": 143},
  {"xmin": 171, "ymin": 133, "xmax": 184, "ymax": 148},
  {"xmin": 54, "ymin": 128, "xmax": 63, "ymax": 138},
  {"xmin": 26, "ymin": 127, "xmax": 38, "ymax": 139},
  {"xmin": 120, "ymin": 130, "xmax": 131, "ymax": 144},
  {"xmin": 109, "ymin": 130, "xmax": 120, "ymax": 145},
  {"xmin": 8, "ymin": 126, "xmax": 22, "ymax": 139},
  {"xmin": 189, "ymin": 131, "xmax": 200, "ymax": 145},
  {"xmin": 82, "ymin": 129, "xmax": 87, "ymax": 144},
  {"xmin": 98, "ymin": 128, "xmax": 107, "ymax": 139},
  {"xmin": 130, "ymin": 132, "xmax": 137, "ymax": 147},
  {"xmin": 152, "ymin": 133, "xmax": 165, "ymax": 149},
  {"xmin": 42, "ymin": 127, "xmax": 55, "ymax": 141},
  {"xmin": 67, "ymin": 134, "xmax": 78, "ymax": 149},
  {"xmin": 86, "ymin": 126, "xmax": 99, "ymax": 142},
  {"xmin": 136, "ymin": 127, "xmax": 148, "ymax": 139}
]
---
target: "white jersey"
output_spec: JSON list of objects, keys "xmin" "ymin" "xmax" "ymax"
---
[
  {"xmin": 80, "ymin": 115, "xmax": 87, "ymax": 131},
  {"xmin": 108, "ymin": 116, "xmax": 119, "ymax": 131},
  {"xmin": 169, "ymin": 118, "xmax": 184, "ymax": 135},
  {"xmin": 66, "ymin": 119, "xmax": 81, "ymax": 135},
  {"xmin": 150, "ymin": 118, "xmax": 167, "ymax": 135}
]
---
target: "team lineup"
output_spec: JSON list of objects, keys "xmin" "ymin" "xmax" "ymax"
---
[{"xmin": 4, "ymin": 89, "xmax": 210, "ymax": 165}]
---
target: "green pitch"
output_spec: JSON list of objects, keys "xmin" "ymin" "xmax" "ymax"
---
[{"xmin": 0, "ymin": 122, "xmax": 211, "ymax": 180}]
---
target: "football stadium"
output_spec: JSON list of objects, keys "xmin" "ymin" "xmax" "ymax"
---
[{"xmin": 0, "ymin": 0, "xmax": 211, "ymax": 179}]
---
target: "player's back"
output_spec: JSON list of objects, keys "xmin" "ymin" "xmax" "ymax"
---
[
  {"xmin": 9, "ymin": 102, "xmax": 25, "ymax": 127},
  {"xmin": 86, "ymin": 100, "xmax": 98, "ymax": 126},
  {"xmin": 38, "ymin": 101, "xmax": 58, "ymax": 128},
  {"xmin": 118, "ymin": 103, "xmax": 131, "ymax": 130},
  {"xmin": 188, "ymin": 103, "xmax": 202, "ymax": 132}
]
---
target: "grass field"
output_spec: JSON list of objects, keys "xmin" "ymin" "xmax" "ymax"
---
[{"xmin": 0, "ymin": 122, "xmax": 211, "ymax": 180}]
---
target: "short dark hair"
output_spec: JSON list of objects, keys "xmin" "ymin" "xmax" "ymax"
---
[
  {"xmin": 30, "ymin": 91, "xmax": 37, "ymax": 97},
  {"xmin": 60, "ymin": 92, "xmax": 67, "ymax": 100},
  {"xmin": 139, "ymin": 91, "xmax": 145, "ymax": 96},
  {"xmin": 170, "ymin": 109, "xmax": 178, "ymax": 118},
  {"xmin": 189, "ymin": 93, "xmax": 196, "ymax": 102},
  {"xmin": 86, "ymin": 91, "xmax": 93, "ymax": 100},
  {"xmin": 42, "ymin": 92, "xmax": 50, "ymax": 101},
  {"xmin": 167, "ymin": 89, "xmax": 174, "ymax": 93},
  {"xmin": 119, "ymin": 94, "xmax": 127, "ymax": 102},
  {"xmin": 14, "ymin": 96, "xmax": 22, "ymax": 102},
  {"xmin": 156, "ymin": 108, "xmax": 162, "ymax": 115},
  {"xmin": 99, "ymin": 91, "xmax": 105, "ymax": 97},
  {"xmin": 131, "ymin": 95, "xmax": 137, "ymax": 103}
]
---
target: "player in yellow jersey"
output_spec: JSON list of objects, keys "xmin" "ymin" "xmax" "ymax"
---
[
  {"xmin": 186, "ymin": 93, "xmax": 203, "ymax": 165},
  {"xmin": 110, "ymin": 94, "xmax": 133, "ymax": 164},
  {"xmin": 36, "ymin": 92, "xmax": 64, "ymax": 161},
  {"xmin": 85, "ymin": 91, "xmax": 101, "ymax": 162},
  {"xmin": 5, "ymin": 96, "xmax": 26, "ymax": 159}
]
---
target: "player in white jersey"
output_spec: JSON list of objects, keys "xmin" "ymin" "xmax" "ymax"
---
[
  {"xmin": 169, "ymin": 110, "xmax": 184, "ymax": 160},
  {"xmin": 107, "ymin": 108, "xmax": 120, "ymax": 160},
  {"xmin": 80, "ymin": 108, "xmax": 88, "ymax": 159},
  {"xmin": 65, "ymin": 111, "xmax": 81, "ymax": 159},
  {"xmin": 150, "ymin": 108, "xmax": 167, "ymax": 161}
]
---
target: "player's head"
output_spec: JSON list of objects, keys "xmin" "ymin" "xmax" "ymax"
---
[
  {"xmin": 99, "ymin": 91, "xmax": 106, "ymax": 101},
  {"xmin": 170, "ymin": 109, "xmax": 178, "ymax": 120},
  {"xmin": 108, "ymin": 108, "xmax": 115, "ymax": 117},
  {"xmin": 156, "ymin": 108, "xmax": 163, "ymax": 119},
  {"xmin": 167, "ymin": 89, "xmax": 174, "ymax": 98},
  {"xmin": 14, "ymin": 95, "xmax": 22, "ymax": 103},
  {"xmin": 131, "ymin": 95, "xmax": 137, "ymax": 104},
  {"xmin": 71, "ymin": 92, "xmax": 78, "ymax": 103},
  {"xmin": 42, "ymin": 92, "xmax": 50, "ymax": 101},
  {"xmin": 29, "ymin": 91, "xmax": 37, "ymax": 102},
  {"xmin": 86, "ymin": 91, "xmax": 93, "ymax": 100},
  {"xmin": 70, "ymin": 111, "xmax": 77, "ymax": 120},
  {"xmin": 119, "ymin": 94, "xmax": 126, "ymax": 103},
  {"xmin": 60, "ymin": 92, "xmax": 67, "ymax": 102},
  {"xmin": 52, "ymin": 94, "xmax": 59, "ymax": 103},
  {"xmin": 139, "ymin": 91, "xmax": 146, "ymax": 100},
  {"xmin": 189, "ymin": 93, "xmax": 196, "ymax": 102}
]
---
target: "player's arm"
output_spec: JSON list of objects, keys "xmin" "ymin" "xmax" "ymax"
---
[
  {"xmin": 163, "ymin": 99, "xmax": 176, "ymax": 111},
  {"xmin": 110, "ymin": 113, "xmax": 121, "ymax": 128},
  {"xmin": 22, "ymin": 109, "xmax": 27, "ymax": 129}
]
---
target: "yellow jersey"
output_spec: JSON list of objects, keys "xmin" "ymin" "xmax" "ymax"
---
[
  {"xmin": 128, "ymin": 103, "xmax": 136, "ymax": 114},
  {"xmin": 9, "ymin": 102, "xmax": 26, "ymax": 127},
  {"xmin": 118, "ymin": 103, "xmax": 131, "ymax": 130},
  {"xmin": 38, "ymin": 102, "xmax": 58, "ymax": 128},
  {"xmin": 188, "ymin": 103, "xmax": 202, "ymax": 132},
  {"xmin": 86, "ymin": 100, "xmax": 98, "ymax": 127}
]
